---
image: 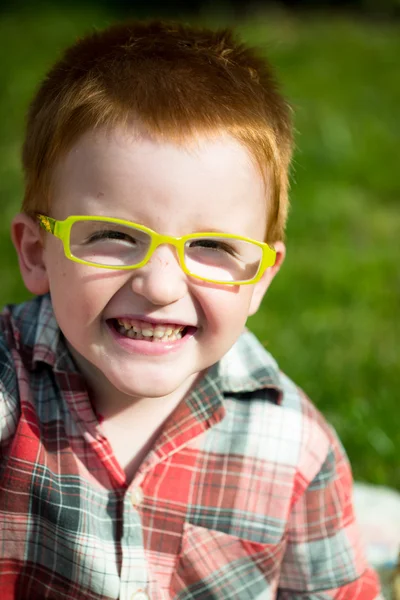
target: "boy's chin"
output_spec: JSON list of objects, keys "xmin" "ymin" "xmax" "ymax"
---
[
  {"xmin": 97, "ymin": 363, "xmax": 201, "ymax": 403},
  {"xmin": 67, "ymin": 341, "xmax": 203, "ymax": 403},
  {"xmin": 115, "ymin": 379, "xmax": 184, "ymax": 400}
]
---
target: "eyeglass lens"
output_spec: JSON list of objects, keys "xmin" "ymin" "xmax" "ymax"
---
[{"xmin": 69, "ymin": 220, "xmax": 262, "ymax": 282}]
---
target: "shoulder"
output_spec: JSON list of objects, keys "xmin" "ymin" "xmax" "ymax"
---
[
  {"xmin": 0, "ymin": 303, "xmax": 22, "ymax": 449},
  {"xmin": 0, "ymin": 297, "xmax": 35, "ymax": 387},
  {"xmin": 219, "ymin": 329, "xmax": 347, "ymax": 481},
  {"xmin": 1, "ymin": 294, "xmax": 61, "ymax": 370},
  {"xmin": 0, "ymin": 295, "xmax": 51, "ymax": 448},
  {"xmin": 0, "ymin": 295, "xmax": 42, "ymax": 377},
  {"xmin": 1, "ymin": 294, "xmax": 44, "ymax": 350}
]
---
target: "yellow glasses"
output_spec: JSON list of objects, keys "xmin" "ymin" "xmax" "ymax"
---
[{"xmin": 37, "ymin": 214, "xmax": 276, "ymax": 285}]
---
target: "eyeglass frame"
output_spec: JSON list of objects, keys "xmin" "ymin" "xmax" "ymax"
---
[{"xmin": 36, "ymin": 213, "xmax": 276, "ymax": 286}]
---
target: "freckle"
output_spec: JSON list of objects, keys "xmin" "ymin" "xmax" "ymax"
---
[{"xmin": 96, "ymin": 191, "xmax": 105, "ymax": 198}]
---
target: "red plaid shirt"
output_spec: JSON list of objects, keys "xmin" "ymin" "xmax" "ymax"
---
[{"xmin": 0, "ymin": 295, "xmax": 381, "ymax": 599}]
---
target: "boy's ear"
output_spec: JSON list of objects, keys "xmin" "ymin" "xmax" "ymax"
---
[
  {"xmin": 11, "ymin": 213, "xmax": 50, "ymax": 295},
  {"xmin": 248, "ymin": 241, "xmax": 286, "ymax": 316}
]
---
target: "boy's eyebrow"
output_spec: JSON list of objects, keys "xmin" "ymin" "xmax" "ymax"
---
[
  {"xmin": 183, "ymin": 226, "xmax": 250, "ymax": 237},
  {"xmin": 189, "ymin": 227, "xmax": 231, "ymax": 234}
]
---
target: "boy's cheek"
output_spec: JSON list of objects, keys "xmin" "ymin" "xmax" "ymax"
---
[
  {"xmin": 247, "ymin": 285, "xmax": 268, "ymax": 317},
  {"xmin": 199, "ymin": 290, "xmax": 254, "ymax": 334}
]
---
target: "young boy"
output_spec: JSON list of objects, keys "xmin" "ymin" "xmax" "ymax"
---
[{"xmin": 0, "ymin": 20, "xmax": 381, "ymax": 600}]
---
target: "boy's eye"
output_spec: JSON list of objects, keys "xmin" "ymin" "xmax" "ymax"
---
[
  {"xmin": 85, "ymin": 230, "xmax": 137, "ymax": 244},
  {"xmin": 188, "ymin": 239, "xmax": 237, "ymax": 256}
]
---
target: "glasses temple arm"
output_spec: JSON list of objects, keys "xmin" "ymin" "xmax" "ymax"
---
[{"xmin": 37, "ymin": 214, "xmax": 56, "ymax": 234}]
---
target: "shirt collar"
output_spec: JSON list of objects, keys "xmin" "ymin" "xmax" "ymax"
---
[
  {"xmin": 217, "ymin": 328, "xmax": 283, "ymax": 403},
  {"xmin": 31, "ymin": 294, "xmax": 77, "ymax": 373}
]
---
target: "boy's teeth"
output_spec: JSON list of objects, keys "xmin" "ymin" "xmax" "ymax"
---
[
  {"xmin": 116, "ymin": 319, "xmax": 185, "ymax": 341},
  {"xmin": 153, "ymin": 328, "xmax": 166, "ymax": 338},
  {"xmin": 141, "ymin": 329, "xmax": 154, "ymax": 337},
  {"xmin": 127, "ymin": 329, "xmax": 143, "ymax": 339}
]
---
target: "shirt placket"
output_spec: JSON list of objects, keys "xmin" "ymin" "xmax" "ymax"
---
[{"xmin": 119, "ymin": 475, "xmax": 152, "ymax": 600}]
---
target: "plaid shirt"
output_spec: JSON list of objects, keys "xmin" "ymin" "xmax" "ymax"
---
[{"xmin": 0, "ymin": 294, "xmax": 381, "ymax": 600}]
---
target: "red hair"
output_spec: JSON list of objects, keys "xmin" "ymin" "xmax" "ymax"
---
[{"xmin": 22, "ymin": 20, "xmax": 293, "ymax": 242}]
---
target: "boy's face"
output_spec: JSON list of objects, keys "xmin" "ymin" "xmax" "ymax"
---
[{"xmin": 16, "ymin": 126, "xmax": 284, "ymax": 404}]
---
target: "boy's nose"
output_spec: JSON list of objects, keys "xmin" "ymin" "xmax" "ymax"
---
[{"xmin": 130, "ymin": 245, "xmax": 188, "ymax": 305}]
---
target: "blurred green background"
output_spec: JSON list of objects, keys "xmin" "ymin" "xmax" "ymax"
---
[{"xmin": 0, "ymin": 3, "xmax": 399, "ymax": 488}]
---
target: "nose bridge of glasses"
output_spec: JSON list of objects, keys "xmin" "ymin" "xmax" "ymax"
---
[{"xmin": 148, "ymin": 231, "xmax": 184, "ymax": 264}]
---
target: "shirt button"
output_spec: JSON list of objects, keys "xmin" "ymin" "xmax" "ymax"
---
[
  {"xmin": 131, "ymin": 590, "xmax": 149, "ymax": 600},
  {"xmin": 130, "ymin": 486, "xmax": 144, "ymax": 507}
]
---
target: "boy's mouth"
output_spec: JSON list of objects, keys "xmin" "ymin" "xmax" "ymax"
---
[{"xmin": 110, "ymin": 318, "xmax": 193, "ymax": 343}]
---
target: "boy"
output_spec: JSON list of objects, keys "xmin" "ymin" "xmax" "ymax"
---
[{"xmin": 0, "ymin": 20, "xmax": 381, "ymax": 600}]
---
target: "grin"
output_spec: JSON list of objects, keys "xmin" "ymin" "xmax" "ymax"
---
[{"xmin": 114, "ymin": 318, "xmax": 189, "ymax": 342}]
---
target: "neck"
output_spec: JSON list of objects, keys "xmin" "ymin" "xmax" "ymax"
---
[{"xmin": 92, "ymin": 376, "xmax": 198, "ymax": 424}]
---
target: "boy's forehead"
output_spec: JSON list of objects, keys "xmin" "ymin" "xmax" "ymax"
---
[
  {"xmin": 51, "ymin": 125, "xmax": 268, "ymax": 236},
  {"xmin": 57, "ymin": 125, "xmax": 258, "ymax": 170}
]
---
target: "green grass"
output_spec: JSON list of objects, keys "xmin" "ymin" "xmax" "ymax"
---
[
  {"xmin": 242, "ymin": 15, "xmax": 400, "ymax": 487},
  {"xmin": 0, "ymin": 7, "xmax": 399, "ymax": 487}
]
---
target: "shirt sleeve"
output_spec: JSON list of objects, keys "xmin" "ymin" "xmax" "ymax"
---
[
  {"xmin": 277, "ymin": 428, "xmax": 383, "ymax": 599},
  {"xmin": 0, "ymin": 338, "xmax": 20, "ymax": 451}
]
